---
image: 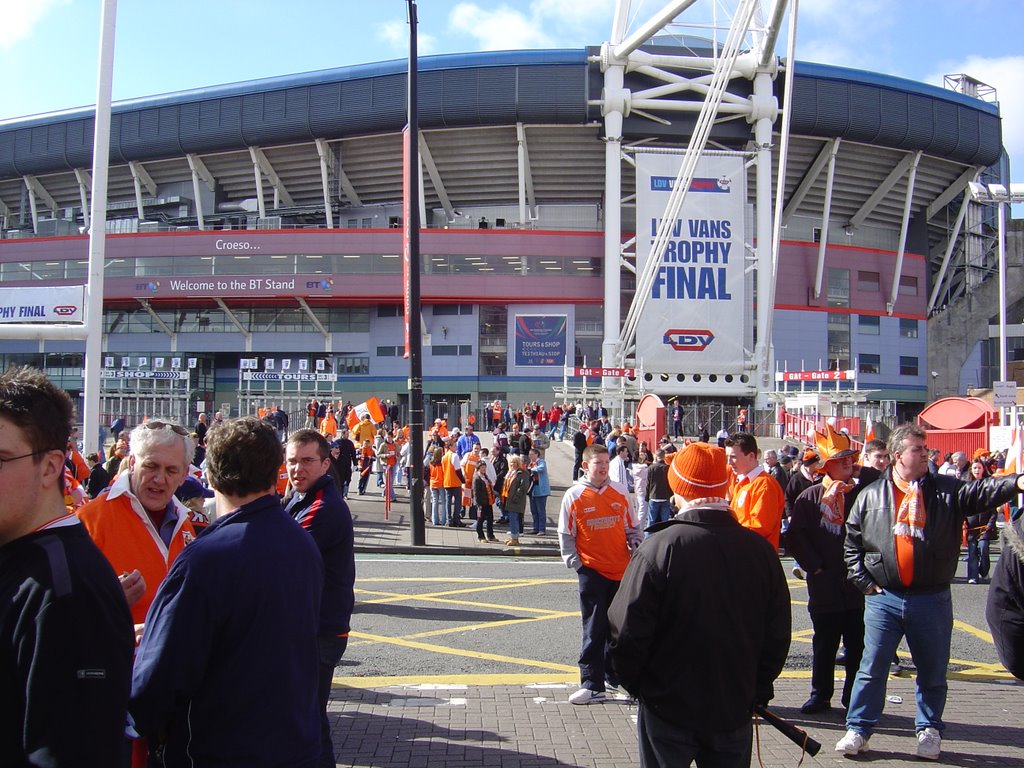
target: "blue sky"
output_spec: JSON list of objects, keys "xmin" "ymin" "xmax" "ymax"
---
[{"xmin": 3, "ymin": 0, "xmax": 1023, "ymax": 175}]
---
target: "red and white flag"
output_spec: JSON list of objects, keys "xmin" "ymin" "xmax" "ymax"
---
[
  {"xmin": 346, "ymin": 397, "xmax": 386, "ymax": 430},
  {"xmin": 1003, "ymin": 427, "xmax": 1022, "ymax": 475}
]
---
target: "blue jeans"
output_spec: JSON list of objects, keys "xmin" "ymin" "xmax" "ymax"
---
[
  {"xmin": 576, "ymin": 565, "xmax": 619, "ymax": 691},
  {"xmin": 646, "ymin": 500, "xmax": 673, "ymax": 534},
  {"xmin": 638, "ymin": 703, "xmax": 751, "ymax": 768},
  {"xmin": 508, "ymin": 510, "xmax": 522, "ymax": 538},
  {"xmin": 846, "ymin": 587, "xmax": 953, "ymax": 736},
  {"xmin": 966, "ymin": 536, "xmax": 991, "ymax": 581},
  {"xmin": 430, "ymin": 488, "xmax": 445, "ymax": 525},
  {"xmin": 444, "ymin": 487, "xmax": 461, "ymax": 525},
  {"xmin": 529, "ymin": 495, "xmax": 548, "ymax": 533}
]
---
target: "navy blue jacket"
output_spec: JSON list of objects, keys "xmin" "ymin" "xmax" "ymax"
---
[
  {"xmin": 285, "ymin": 473, "xmax": 356, "ymax": 637},
  {"xmin": 130, "ymin": 493, "xmax": 323, "ymax": 768}
]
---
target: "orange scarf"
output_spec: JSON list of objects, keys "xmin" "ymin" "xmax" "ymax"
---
[
  {"xmin": 819, "ymin": 476, "xmax": 853, "ymax": 535},
  {"xmin": 892, "ymin": 471, "xmax": 926, "ymax": 540}
]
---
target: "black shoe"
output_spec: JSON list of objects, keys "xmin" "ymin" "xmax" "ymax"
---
[{"xmin": 800, "ymin": 697, "xmax": 832, "ymax": 715}]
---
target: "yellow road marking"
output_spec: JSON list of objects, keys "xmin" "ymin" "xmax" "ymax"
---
[
  {"xmin": 349, "ymin": 630, "xmax": 579, "ymax": 674},
  {"xmin": 953, "ymin": 619, "xmax": 994, "ymax": 643},
  {"xmin": 397, "ymin": 612, "xmax": 579, "ymax": 641},
  {"xmin": 355, "ymin": 579, "xmax": 572, "ymax": 605},
  {"xmin": 356, "ymin": 591, "xmax": 567, "ymax": 615}
]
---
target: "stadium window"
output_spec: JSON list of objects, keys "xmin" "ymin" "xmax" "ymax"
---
[
  {"xmin": 376, "ymin": 346, "xmax": 401, "ymax": 357},
  {"xmin": 857, "ymin": 271, "xmax": 880, "ymax": 292},
  {"xmin": 899, "ymin": 275, "xmax": 918, "ymax": 296},
  {"xmin": 899, "ymin": 356, "xmax": 919, "ymax": 376},
  {"xmin": 859, "ymin": 354, "xmax": 880, "ymax": 374},
  {"xmin": 432, "ymin": 304, "xmax": 472, "ymax": 316},
  {"xmin": 859, "ymin": 315, "xmax": 880, "ymax": 335},
  {"xmin": 827, "ymin": 268, "xmax": 849, "ymax": 308},
  {"xmin": 336, "ymin": 356, "xmax": 369, "ymax": 375},
  {"xmin": 458, "ymin": 345, "xmax": 472, "ymax": 355},
  {"xmin": 899, "ymin": 318, "xmax": 918, "ymax": 338},
  {"xmin": 377, "ymin": 306, "xmax": 401, "ymax": 318},
  {"xmin": 432, "ymin": 345, "xmax": 458, "ymax": 356}
]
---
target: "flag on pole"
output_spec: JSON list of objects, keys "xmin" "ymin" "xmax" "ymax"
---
[
  {"xmin": 346, "ymin": 396, "xmax": 386, "ymax": 430},
  {"xmin": 1003, "ymin": 427, "xmax": 1022, "ymax": 475}
]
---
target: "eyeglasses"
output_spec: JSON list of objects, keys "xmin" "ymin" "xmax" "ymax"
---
[
  {"xmin": 144, "ymin": 420, "xmax": 189, "ymax": 436},
  {"xmin": 0, "ymin": 450, "xmax": 43, "ymax": 471}
]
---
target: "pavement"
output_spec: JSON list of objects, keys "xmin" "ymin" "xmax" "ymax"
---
[{"xmin": 330, "ymin": 433, "xmax": 1024, "ymax": 768}]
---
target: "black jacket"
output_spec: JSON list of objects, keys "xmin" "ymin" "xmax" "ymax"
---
[
  {"xmin": 846, "ymin": 470, "xmax": 1021, "ymax": 594},
  {"xmin": 645, "ymin": 460, "xmax": 672, "ymax": 501},
  {"xmin": 787, "ymin": 467, "xmax": 879, "ymax": 613},
  {"xmin": 986, "ymin": 514, "xmax": 1024, "ymax": 680},
  {"xmin": 608, "ymin": 506, "xmax": 791, "ymax": 732},
  {"xmin": 572, "ymin": 430, "xmax": 588, "ymax": 455},
  {"xmin": 1, "ymin": 524, "xmax": 133, "ymax": 767},
  {"xmin": 284, "ymin": 474, "xmax": 355, "ymax": 636}
]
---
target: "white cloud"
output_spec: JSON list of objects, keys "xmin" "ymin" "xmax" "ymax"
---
[
  {"xmin": 448, "ymin": 0, "xmax": 616, "ymax": 51},
  {"xmin": 927, "ymin": 55, "xmax": 1024, "ymax": 175},
  {"xmin": 449, "ymin": 3, "xmax": 553, "ymax": 50},
  {"xmin": 376, "ymin": 19, "xmax": 437, "ymax": 55},
  {"xmin": 0, "ymin": 0, "xmax": 70, "ymax": 49}
]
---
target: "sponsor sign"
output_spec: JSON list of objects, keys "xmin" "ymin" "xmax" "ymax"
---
[
  {"xmin": 635, "ymin": 154, "xmax": 746, "ymax": 374},
  {"xmin": 0, "ymin": 285, "xmax": 84, "ymax": 323},
  {"xmin": 117, "ymin": 275, "xmax": 334, "ymax": 298},
  {"xmin": 514, "ymin": 315, "xmax": 567, "ymax": 367}
]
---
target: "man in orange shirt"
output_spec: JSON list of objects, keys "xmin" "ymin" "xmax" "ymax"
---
[
  {"xmin": 558, "ymin": 443, "xmax": 641, "ymax": 704},
  {"xmin": 725, "ymin": 432, "xmax": 784, "ymax": 551},
  {"xmin": 78, "ymin": 420, "xmax": 197, "ymax": 627}
]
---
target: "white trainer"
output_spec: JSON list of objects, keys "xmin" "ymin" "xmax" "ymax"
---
[
  {"xmin": 916, "ymin": 727, "xmax": 941, "ymax": 760},
  {"xmin": 835, "ymin": 729, "xmax": 870, "ymax": 756},
  {"xmin": 568, "ymin": 688, "xmax": 607, "ymax": 705}
]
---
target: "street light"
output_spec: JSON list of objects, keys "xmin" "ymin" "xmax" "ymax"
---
[{"xmin": 966, "ymin": 180, "xmax": 1024, "ymax": 424}]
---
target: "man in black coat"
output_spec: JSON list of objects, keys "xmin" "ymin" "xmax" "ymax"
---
[
  {"xmin": 788, "ymin": 426, "xmax": 879, "ymax": 714},
  {"xmin": 572, "ymin": 425, "xmax": 589, "ymax": 482},
  {"xmin": 608, "ymin": 442, "xmax": 790, "ymax": 768},
  {"xmin": 986, "ymin": 509, "xmax": 1024, "ymax": 680}
]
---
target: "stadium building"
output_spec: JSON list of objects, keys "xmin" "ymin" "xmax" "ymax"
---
[{"xmin": 0, "ymin": 18, "xmax": 1012, "ymax": 429}]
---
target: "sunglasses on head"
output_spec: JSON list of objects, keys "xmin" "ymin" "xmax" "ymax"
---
[{"xmin": 145, "ymin": 420, "xmax": 189, "ymax": 436}]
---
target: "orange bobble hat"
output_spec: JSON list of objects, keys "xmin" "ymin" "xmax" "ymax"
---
[{"xmin": 668, "ymin": 442, "xmax": 730, "ymax": 500}]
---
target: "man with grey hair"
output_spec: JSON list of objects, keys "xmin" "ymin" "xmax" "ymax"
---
[
  {"xmin": 836, "ymin": 423, "xmax": 1024, "ymax": 760},
  {"xmin": 78, "ymin": 419, "xmax": 197, "ymax": 628},
  {"xmin": 130, "ymin": 417, "xmax": 322, "ymax": 766},
  {"xmin": 942, "ymin": 451, "xmax": 969, "ymax": 480}
]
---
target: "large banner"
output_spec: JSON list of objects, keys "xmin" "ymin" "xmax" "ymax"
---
[
  {"xmin": 514, "ymin": 315, "xmax": 567, "ymax": 367},
  {"xmin": 635, "ymin": 153, "xmax": 746, "ymax": 374},
  {"xmin": 0, "ymin": 285, "xmax": 84, "ymax": 323}
]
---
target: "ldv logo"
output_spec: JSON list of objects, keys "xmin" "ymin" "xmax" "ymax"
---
[{"xmin": 663, "ymin": 329, "xmax": 714, "ymax": 352}]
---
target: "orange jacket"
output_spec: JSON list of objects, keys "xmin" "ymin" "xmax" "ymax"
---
[
  {"xmin": 429, "ymin": 464, "xmax": 445, "ymax": 489},
  {"xmin": 77, "ymin": 473, "xmax": 196, "ymax": 624},
  {"xmin": 728, "ymin": 469, "xmax": 785, "ymax": 550},
  {"xmin": 441, "ymin": 450, "xmax": 463, "ymax": 488}
]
